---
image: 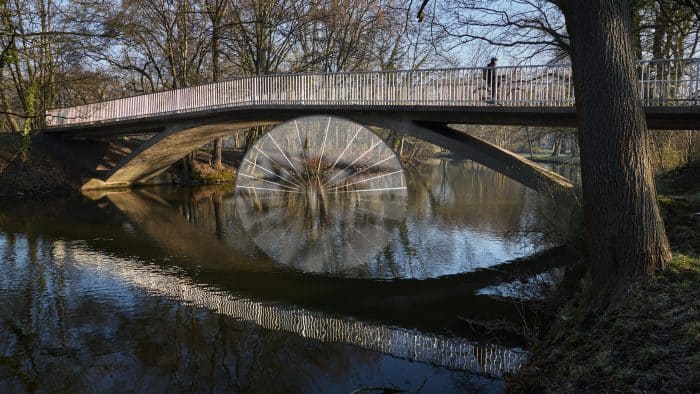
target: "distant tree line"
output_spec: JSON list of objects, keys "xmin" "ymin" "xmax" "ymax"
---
[{"xmin": 0, "ymin": 0, "xmax": 448, "ymax": 165}]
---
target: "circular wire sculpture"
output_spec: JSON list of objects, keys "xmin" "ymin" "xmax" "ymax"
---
[{"xmin": 235, "ymin": 115, "xmax": 407, "ymax": 275}]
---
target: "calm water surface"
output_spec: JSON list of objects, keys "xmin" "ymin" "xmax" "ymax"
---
[{"xmin": 0, "ymin": 159, "xmax": 575, "ymax": 393}]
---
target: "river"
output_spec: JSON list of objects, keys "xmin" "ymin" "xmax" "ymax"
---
[{"xmin": 0, "ymin": 158, "xmax": 577, "ymax": 393}]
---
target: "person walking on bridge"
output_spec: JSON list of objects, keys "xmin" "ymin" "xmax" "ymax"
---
[{"xmin": 483, "ymin": 57, "xmax": 498, "ymax": 104}]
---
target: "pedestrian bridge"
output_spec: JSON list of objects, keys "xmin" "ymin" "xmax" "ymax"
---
[{"xmin": 43, "ymin": 58, "xmax": 700, "ymax": 191}]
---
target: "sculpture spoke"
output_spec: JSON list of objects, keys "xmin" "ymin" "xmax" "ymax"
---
[{"xmin": 235, "ymin": 115, "xmax": 408, "ymax": 274}]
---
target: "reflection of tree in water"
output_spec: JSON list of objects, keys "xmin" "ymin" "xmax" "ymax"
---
[
  {"xmin": 408, "ymin": 159, "xmax": 575, "ymax": 240},
  {"xmin": 410, "ymin": 160, "xmax": 531, "ymax": 234},
  {"xmin": 153, "ymin": 158, "xmax": 573, "ymax": 279},
  {"xmin": 363, "ymin": 159, "xmax": 575, "ymax": 279},
  {"xmin": 144, "ymin": 185, "xmax": 261, "ymax": 257},
  {"xmin": 236, "ymin": 188, "xmax": 407, "ymax": 275},
  {"xmin": 235, "ymin": 116, "xmax": 408, "ymax": 274}
]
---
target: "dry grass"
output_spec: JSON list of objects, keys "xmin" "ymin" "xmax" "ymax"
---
[
  {"xmin": 507, "ymin": 164, "xmax": 700, "ymax": 393},
  {"xmin": 191, "ymin": 161, "xmax": 236, "ymax": 184},
  {"xmin": 507, "ymin": 253, "xmax": 699, "ymax": 393}
]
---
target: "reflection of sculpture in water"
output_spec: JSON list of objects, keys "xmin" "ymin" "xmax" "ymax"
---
[{"xmin": 235, "ymin": 116, "xmax": 407, "ymax": 274}]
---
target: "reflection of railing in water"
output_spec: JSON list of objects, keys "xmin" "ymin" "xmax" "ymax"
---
[{"xmin": 59, "ymin": 241, "xmax": 527, "ymax": 378}]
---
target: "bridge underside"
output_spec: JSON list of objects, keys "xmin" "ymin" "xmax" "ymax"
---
[{"xmin": 75, "ymin": 113, "xmax": 577, "ymax": 203}]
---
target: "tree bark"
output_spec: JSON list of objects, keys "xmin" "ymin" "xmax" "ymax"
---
[
  {"xmin": 212, "ymin": 137, "xmax": 223, "ymax": 169},
  {"xmin": 525, "ymin": 127, "xmax": 534, "ymax": 159},
  {"xmin": 561, "ymin": 0, "xmax": 672, "ymax": 310}
]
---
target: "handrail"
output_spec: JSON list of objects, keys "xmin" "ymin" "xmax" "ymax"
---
[{"xmin": 44, "ymin": 58, "xmax": 700, "ymax": 128}]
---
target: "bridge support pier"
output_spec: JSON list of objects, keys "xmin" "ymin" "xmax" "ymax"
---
[
  {"xmin": 81, "ymin": 178, "xmax": 131, "ymax": 191},
  {"xmin": 360, "ymin": 118, "xmax": 578, "ymax": 202}
]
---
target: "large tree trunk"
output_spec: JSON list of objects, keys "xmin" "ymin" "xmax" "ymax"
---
[{"xmin": 561, "ymin": 0, "xmax": 671, "ymax": 310}]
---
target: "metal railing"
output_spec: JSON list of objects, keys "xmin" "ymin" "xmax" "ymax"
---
[
  {"xmin": 44, "ymin": 58, "xmax": 700, "ymax": 128},
  {"xmin": 638, "ymin": 58, "xmax": 700, "ymax": 106}
]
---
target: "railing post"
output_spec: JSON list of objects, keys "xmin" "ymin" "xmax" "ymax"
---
[{"xmin": 254, "ymin": 78, "xmax": 258, "ymax": 104}]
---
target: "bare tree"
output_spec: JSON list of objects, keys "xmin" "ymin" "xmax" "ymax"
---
[
  {"xmin": 205, "ymin": 0, "xmax": 227, "ymax": 169},
  {"xmin": 420, "ymin": 0, "xmax": 675, "ymax": 310},
  {"xmin": 0, "ymin": 0, "xmax": 109, "ymax": 133},
  {"xmin": 221, "ymin": 0, "xmax": 302, "ymax": 75},
  {"xmin": 434, "ymin": 0, "xmax": 570, "ymax": 63}
]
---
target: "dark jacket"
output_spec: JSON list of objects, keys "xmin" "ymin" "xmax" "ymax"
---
[{"xmin": 483, "ymin": 61, "xmax": 497, "ymax": 85}]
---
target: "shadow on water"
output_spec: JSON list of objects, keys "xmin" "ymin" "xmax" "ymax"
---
[{"xmin": 0, "ymin": 159, "xmax": 579, "ymax": 392}]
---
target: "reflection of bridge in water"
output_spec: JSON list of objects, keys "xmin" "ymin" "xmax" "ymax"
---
[
  {"xmin": 0, "ymin": 176, "xmax": 574, "ymax": 379},
  {"xmin": 43, "ymin": 59, "xmax": 699, "ymax": 193},
  {"xmin": 61, "ymin": 242, "xmax": 527, "ymax": 378},
  {"xmin": 101, "ymin": 187, "xmax": 571, "ymax": 291},
  {"xmin": 87, "ymin": 186, "xmax": 574, "ymax": 358}
]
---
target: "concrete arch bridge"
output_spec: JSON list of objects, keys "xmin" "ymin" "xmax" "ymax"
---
[{"xmin": 43, "ymin": 58, "xmax": 700, "ymax": 195}]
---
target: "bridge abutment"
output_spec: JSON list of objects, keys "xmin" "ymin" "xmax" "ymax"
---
[{"xmin": 90, "ymin": 121, "xmax": 274, "ymax": 189}]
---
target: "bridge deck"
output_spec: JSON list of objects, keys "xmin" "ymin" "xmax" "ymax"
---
[
  {"xmin": 44, "ymin": 59, "xmax": 700, "ymax": 135},
  {"xmin": 43, "ymin": 105, "xmax": 700, "ymax": 138}
]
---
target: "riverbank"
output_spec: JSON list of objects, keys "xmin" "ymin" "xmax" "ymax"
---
[
  {"xmin": 507, "ymin": 164, "xmax": 700, "ymax": 393},
  {"xmin": 0, "ymin": 133, "xmax": 238, "ymax": 198},
  {"xmin": 517, "ymin": 152, "xmax": 580, "ymax": 165},
  {"xmin": 0, "ymin": 133, "xmax": 77, "ymax": 198}
]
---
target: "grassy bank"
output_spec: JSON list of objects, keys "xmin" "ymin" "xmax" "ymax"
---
[
  {"xmin": 518, "ymin": 152, "xmax": 580, "ymax": 164},
  {"xmin": 508, "ymin": 254, "xmax": 699, "ymax": 392},
  {"xmin": 190, "ymin": 161, "xmax": 236, "ymax": 184},
  {"xmin": 507, "ymin": 164, "xmax": 700, "ymax": 392}
]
